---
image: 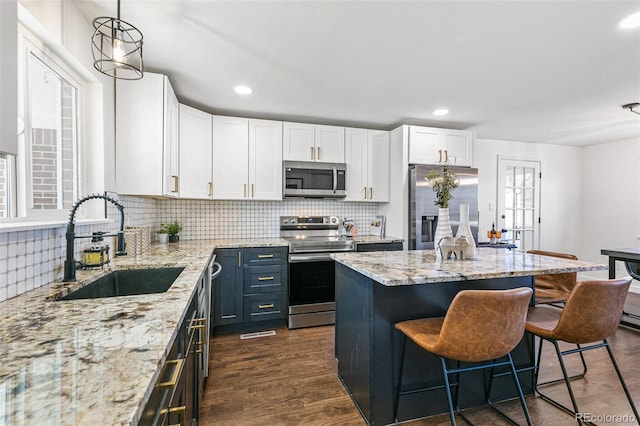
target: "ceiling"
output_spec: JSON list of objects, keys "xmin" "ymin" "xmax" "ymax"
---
[{"xmin": 75, "ymin": 0, "xmax": 640, "ymax": 146}]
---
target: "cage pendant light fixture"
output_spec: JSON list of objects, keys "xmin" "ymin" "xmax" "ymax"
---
[{"xmin": 91, "ymin": 0, "xmax": 143, "ymax": 80}]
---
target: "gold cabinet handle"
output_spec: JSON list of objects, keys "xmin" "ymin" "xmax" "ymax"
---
[
  {"xmin": 238, "ymin": 251, "xmax": 242, "ymax": 267},
  {"xmin": 172, "ymin": 175, "xmax": 179, "ymax": 193},
  {"xmin": 258, "ymin": 254, "xmax": 274, "ymax": 259},
  {"xmin": 258, "ymin": 303, "xmax": 274, "ymax": 309},
  {"xmin": 369, "ymin": 187, "xmax": 373, "ymax": 199},
  {"xmin": 362, "ymin": 187, "xmax": 367, "ymax": 199},
  {"xmin": 243, "ymin": 183, "xmax": 247, "ymax": 197},
  {"xmin": 158, "ymin": 358, "xmax": 184, "ymax": 389},
  {"xmin": 258, "ymin": 276, "xmax": 274, "ymax": 281},
  {"xmin": 438, "ymin": 150, "xmax": 442, "ymax": 163},
  {"xmin": 251, "ymin": 183, "xmax": 254, "ymax": 198},
  {"xmin": 160, "ymin": 406, "xmax": 186, "ymax": 426},
  {"xmin": 310, "ymin": 146, "xmax": 314, "ymax": 160},
  {"xmin": 191, "ymin": 317, "xmax": 207, "ymax": 353},
  {"xmin": 208, "ymin": 181, "xmax": 213, "ymax": 197},
  {"xmin": 317, "ymin": 147, "xmax": 321, "ymax": 160},
  {"xmin": 444, "ymin": 149, "xmax": 448, "ymax": 163}
]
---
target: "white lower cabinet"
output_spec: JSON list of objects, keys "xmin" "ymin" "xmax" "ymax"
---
[
  {"xmin": 179, "ymin": 104, "xmax": 213, "ymax": 199},
  {"xmin": 212, "ymin": 116, "xmax": 282, "ymax": 200},
  {"xmin": 345, "ymin": 128, "xmax": 389, "ymax": 202}
]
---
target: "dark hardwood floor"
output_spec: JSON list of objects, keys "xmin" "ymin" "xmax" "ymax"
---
[{"xmin": 201, "ymin": 299, "xmax": 640, "ymax": 425}]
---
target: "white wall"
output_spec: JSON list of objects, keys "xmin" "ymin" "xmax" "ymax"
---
[
  {"xmin": 474, "ymin": 139, "xmax": 584, "ymax": 253},
  {"xmin": 582, "ymin": 137, "xmax": 640, "ymax": 289}
]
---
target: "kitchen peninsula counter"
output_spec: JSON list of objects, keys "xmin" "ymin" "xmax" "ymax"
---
[
  {"xmin": 0, "ymin": 238, "xmax": 288, "ymax": 426},
  {"xmin": 331, "ymin": 248, "xmax": 606, "ymax": 425}
]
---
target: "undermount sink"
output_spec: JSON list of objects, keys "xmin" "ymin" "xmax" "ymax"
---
[{"xmin": 59, "ymin": 267, "xmax": 185, "ymax": 300}]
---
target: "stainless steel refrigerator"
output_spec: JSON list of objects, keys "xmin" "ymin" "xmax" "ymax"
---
[{"xmin": 409, "ymin": 165, "xmax": 479, "ymax": 250}]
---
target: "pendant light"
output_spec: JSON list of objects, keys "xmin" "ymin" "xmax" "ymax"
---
[{"xmin": 91, "ymin": 0, "xmax": 143, "ymax": 80}]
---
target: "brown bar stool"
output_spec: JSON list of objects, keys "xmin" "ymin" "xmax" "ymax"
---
[
  {"xmin": 527, "ymin": 250, "xmax": 578, "ymax": 305},
  {"xmin": 525, "ymin": 277, "xmax": 638, "ymax": 424},
  {"xmin": 394, "ymin": 287, "xmax": 533, "ymax": 425}
]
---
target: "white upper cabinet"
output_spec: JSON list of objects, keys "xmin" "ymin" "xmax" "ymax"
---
[
  {"xmin": 179, "ymin": 104, "xmax": 213, "ymax": 199},
  {"xmin": 283, "ymin": 122, "xmax": 315, "ymax": 161},
  {"xmin": 212, "ymin": 116, "xmax": 283, "ymax": 200},
  {"xmin": 314, "ymin": 125, "xmax": 345, "ymax": 163},
  {"xmin": 116, "ymin": 72, "xmax": 180, "ymax": 197},
  {"xmin": 408, "ymin": 126, "xmax": 474, "ymax": 167},
  {"xmin": 249, "ymin": 119, "xmax": 283, "ymax": 200},
  {"xmin": 212, "ymin": 116, "xmax": 250, "ymax": 200},
  {"xmin": 283, "ymin": 122, "xmax": 345, "ymax": 163},
  {"xmin": 345, "ymin": 128, "xmax": 389, "ymax": 202}
]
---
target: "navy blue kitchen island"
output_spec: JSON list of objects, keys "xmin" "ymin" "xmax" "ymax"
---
[{"xmin": 331, "ymin": 249, "xmax": 607, "ymax": 425}]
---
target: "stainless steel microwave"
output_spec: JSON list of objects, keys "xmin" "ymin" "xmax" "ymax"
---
[{"xmin": 283, "ymin": 161, "xmax": 347, "ymax": 198}]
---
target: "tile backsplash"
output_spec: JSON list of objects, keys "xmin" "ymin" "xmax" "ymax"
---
[{"xmin": 0, "ymin": 196, "xmax": 379, "ymax": 302}]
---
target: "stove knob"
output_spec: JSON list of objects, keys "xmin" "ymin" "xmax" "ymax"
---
[
  {"xmin": 291, "ymin": 218, "xmax": 297, "ymax": 224},
  {"xmin": 330, "ymin": 217, "xmax": 338, "ymax": 224},
  {"xmin": 283, "ymin": 219, "xmax": 289, "ymax": 224}
]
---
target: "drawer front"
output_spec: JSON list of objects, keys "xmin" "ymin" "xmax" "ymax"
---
[
  {"xmin": 356, "ymin": 241, "xmax": 403, "ymax": 252},
  {"xmin": 243, "ymin": 265, "xmax": 286, "ymax": 294},
  {"xmin": 243, "ymin": 292, "xmax": 287, "ymax": 322},
  {"xmin": 243, "ymin": 247, "xmax": 287, "ymax": 266}
]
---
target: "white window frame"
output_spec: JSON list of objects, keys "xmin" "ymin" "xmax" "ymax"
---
[{"xmin": 16, "ymin": 29, "xmax": 83, "ymax": 220}]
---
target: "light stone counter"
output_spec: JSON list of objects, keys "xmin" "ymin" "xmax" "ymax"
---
[
  {"xmin": 331, "ymin": 248, "xmax": 607, "ymax": 286},
  {"xmin": 0, "ymin": 238, "xmax": 288, "ymax": 426}
]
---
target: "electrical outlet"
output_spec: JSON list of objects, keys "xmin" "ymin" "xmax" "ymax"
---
[{"xmin": 489, "ymin": 202, "xmax": 494, "ymax": 211}]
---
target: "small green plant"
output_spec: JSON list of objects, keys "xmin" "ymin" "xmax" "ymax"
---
[
  {"xmin": 158, "ymin": 220, "xmax": 182, "ymax": 236},
  {"xmin": 426, "ymin": 165, "xmax": 459, "ymax": 208}
]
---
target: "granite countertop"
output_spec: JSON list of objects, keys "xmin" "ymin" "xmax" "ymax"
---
[
  {"xmin": 0, "ymin": 237, "xmax": 288, "ymax": 426},
  {"xmin": 331, "ymin": 248, "xmax": 607, "ymax": 286}
]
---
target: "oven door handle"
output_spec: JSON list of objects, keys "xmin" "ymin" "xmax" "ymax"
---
[{"xmin": 289, "ymin": 253, "xmax": 334, "ymax": 263}]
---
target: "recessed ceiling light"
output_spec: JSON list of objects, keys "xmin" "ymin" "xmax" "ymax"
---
[
  {"xmin": 619, "ymin": 10, "xmax": 640, "ymax": 29},
  {"xmin": 234, "ymin": 85, "xmax": 252, "ymax": 95},
  {"xmin": 433, "ymin": 109, "xmax": 449, "ymax": 116}
]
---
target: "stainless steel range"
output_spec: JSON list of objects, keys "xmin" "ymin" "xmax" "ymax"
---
[{"xmin": 280, "ymin": 215, "xmax": 355, "ymax": 329}]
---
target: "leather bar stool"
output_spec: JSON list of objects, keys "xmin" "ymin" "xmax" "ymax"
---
[
  {"xmin": 526, "ymin": 277, "xmax": 638, "ymax": 425},
  {"xmin": 527, "ymin": 250, "xmax": 578, "ymax": 305},
  {"xmin": 394, "ymin": 287, "xmax": 533, "ymax": 426}
]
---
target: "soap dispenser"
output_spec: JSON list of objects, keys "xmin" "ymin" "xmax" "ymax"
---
[{"xmin": 83, "ymin": 232, "xmax": 111, "ymax": 268}]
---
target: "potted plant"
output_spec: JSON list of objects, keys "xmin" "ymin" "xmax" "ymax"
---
[
  {"xmin": 156, "ymin": 228, "xmax": 169, "ymax": 243},
  {"xmin": 159, "ymin": 220, "xmax": 182, "ymax": 243}
]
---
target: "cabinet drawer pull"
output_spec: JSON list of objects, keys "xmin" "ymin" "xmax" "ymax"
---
[
  {"xmin": 208, "ymin": 181, "xmax": 213, "ymax": 197},
  {"xmin": 310, "ymin": 146, "xmax": 314, "ymax": 160},
  {"xmin": 257, "ymin": 254, "xmax": 274, "ymax": 259},
  {"xmin": 160, "ymin": 405, "xmax": 186, "ymax": 426},
  {"xmin": 238, "ymin": 251, "xmax": 242, "ymax": 267},
  {"xmin": 251, "ymin": 183, "xmax": 254, "ymax": 198},
  {"xmin": 362, "ymin": 187, "xmax": 367, "ymax": 199},
  {"xmin": 258, "ymin": 303, "xmax": 275, "ymax": 309},
  {"xmin": 158, "ymin": 358, "xmax": 184, "ymax": 389},
  {"xmin": 172, "ymin": 175, "xmax": 179, "ymax": 193},
  {"xmin": 438, "ymin": 150, "xmax": 442, "ymax": 163},
  {"xmin": 444, "ymin": 149, "xmax": 448, "ymax": 163},
  {"xmin": 243, "ymin": 183, "xmax": 247, "ymax": 197},
  {"xmin": 191, "ymin": 317, "xmax": 207, "ymax": 330},
  {"xmin": 258, "ymin": 276, "xmax": 274, "ymax": 281},
  {"xmin": 317, "ymin": 147, "xmax": 321, "ymax": 160},
  {"xmin": 369, "ymin": 187, "xmax": 373, "ymax": 199}
]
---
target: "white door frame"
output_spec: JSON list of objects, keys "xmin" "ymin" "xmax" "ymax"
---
[{"xmin": 496, "ymin": 156, "xmax": 541, "ymax": 252}]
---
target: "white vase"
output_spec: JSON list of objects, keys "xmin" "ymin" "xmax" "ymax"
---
[
  {"xmin": 434, "ymin": 208, "xmax": 453, "ymax": 257},
  {"xmin": 455, "ymin": 203, "xmax": 476, "ymax": 259}
]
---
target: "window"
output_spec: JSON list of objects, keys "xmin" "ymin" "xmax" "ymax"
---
[{"xmin": 1, "ymin": 29, "xmax": 82, "ymax": 222}]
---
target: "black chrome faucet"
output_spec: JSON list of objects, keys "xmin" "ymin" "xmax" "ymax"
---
[{"xmin": 63, "ymin": 193, "xmax": 127, "ymax": 282}]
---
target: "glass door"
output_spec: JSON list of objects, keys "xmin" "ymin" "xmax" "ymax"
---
[{"xmin": 497, "ymin": 158, "xmax": 541, "ymax": 252}]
